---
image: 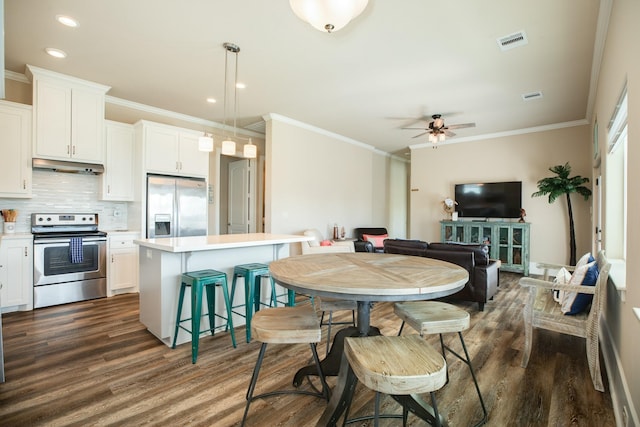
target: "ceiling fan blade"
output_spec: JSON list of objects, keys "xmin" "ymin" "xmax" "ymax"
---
[
  {"xmin": 412, "ymin": 132, "xmax": 429, "ymax": 139},
  {"xmin": 444, "ymin": 130, "xmax": 457, "ymax": 137},
  {"xmin": 446, "ymin": 122, "xmax": 476, "ymax": 130},
  {"xmin": 402, "ymin": 127, "xmax": 429, "ymax": 130}
]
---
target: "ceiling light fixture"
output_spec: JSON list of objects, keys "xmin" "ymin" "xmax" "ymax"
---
[
  {"xmin": 289, "ymin": 0, "xmax": 368, "ymax": 33},
  {"xmin": 198, "ymin": 132, "xmax": 214, "ymax": 152},
  {"xmin": 45, "ymin": 48, "xmax": 67, "ymax": 58},
  {"xmin": 221, "ymin": 42, "xmax": 240, "ymax": 156},
  {"xmin": 55, "ymin": 15, "xmax": 78, "ymax": 28},
  {"xmin": 243, "ymin": 138, "xmax": 257, "ymax": 158}
]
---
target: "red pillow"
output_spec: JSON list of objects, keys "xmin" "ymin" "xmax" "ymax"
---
[
  {"xmin": 362, "ymin": 233, "xmax": 388, "ymax": 248},
  {"xmin": 320, "ymin": 240, "xmax": 333, "ymax": 246}
]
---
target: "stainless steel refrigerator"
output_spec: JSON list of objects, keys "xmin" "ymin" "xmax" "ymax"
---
[{"xmin": 146, "ymin": 174, "xmax": 208, "ymax": 238}]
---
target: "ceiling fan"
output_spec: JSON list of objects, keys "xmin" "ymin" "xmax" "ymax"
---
[{"xmin": 403, "ymin": 114, "xmax": 476, "ymax": 143}]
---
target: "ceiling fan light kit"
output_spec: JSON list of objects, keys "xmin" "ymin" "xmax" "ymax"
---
[
  {"xmin": 289, "ymin": 0, "xmax": 368, "ymax": 33},
  {"xmin": 403, "ymin": 113, "xmax": 476, "ymax": 145}
]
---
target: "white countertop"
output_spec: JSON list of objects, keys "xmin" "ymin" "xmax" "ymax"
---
[{"xmin": 134, "ymin": 233, "xmax": 312, "ymax": 253}]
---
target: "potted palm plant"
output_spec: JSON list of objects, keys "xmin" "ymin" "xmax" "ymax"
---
[{"xmin": 532, "ymin": 162, "xmax": 591, "ymax": 265}]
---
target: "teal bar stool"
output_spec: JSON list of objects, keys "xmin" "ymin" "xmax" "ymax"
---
[
  {"xmin": 229, "ymin": 263, "xmax": 295, "ymax": 342},
  {"xmin": 172, "ymin": 269, "xmax": 236, "ymax": 364}
]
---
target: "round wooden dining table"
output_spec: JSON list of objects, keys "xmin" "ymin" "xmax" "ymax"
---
[{"xmin": 269, "ymin": 252, "xmax": 468, "ymax": 426}]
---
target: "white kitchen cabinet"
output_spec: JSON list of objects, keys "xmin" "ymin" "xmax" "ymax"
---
[
  {"xmin": 0, "ymin": 101, "xmax": 32, "ymax": 198},
  {"xmin": 177, "ymin": 132, "xmax": 209, "ymax": 177},
  {"xmin": 0, "ymin": 234, "xmax": 33, "ymax": 311},
  {"xmin": 138, "ymin": 121, "xmax": 209, "ymax": 178},
  {"xmin": 101, "ymin": 121, "xmax": 135, "ymax": 201},
  {"xmin": 108, "ymin": 232, "xmax": 139, "ymax": 295},
  {"xmin": 27, "ymin": 65, "xmax": 110, "ymax": 164}
]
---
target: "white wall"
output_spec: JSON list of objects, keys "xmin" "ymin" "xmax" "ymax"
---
[
  {"xmin": 592, "ymin": 0, "xmax": 640, "ymax": 422},
  {"xmin": 410, "ymin": 125, "xmax": 593, "ymax": 266},
  {"xmin": 264, "ymin": 114, "xmax": 402, "ymax": 252}
]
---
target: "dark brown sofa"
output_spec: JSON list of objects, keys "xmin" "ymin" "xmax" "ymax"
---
[{"xmin": 383, "ymin": 239, "xmax": 500, "ymax": 311}]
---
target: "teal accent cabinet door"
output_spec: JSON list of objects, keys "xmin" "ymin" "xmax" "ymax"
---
[{"xmin": 441, "ymin": 221, "xmax": 530, "ymax": 275}]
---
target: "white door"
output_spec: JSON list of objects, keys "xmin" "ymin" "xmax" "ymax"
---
[{"xmin": 228, "ymin": 159, "xmax": 253, "ymax": 234}]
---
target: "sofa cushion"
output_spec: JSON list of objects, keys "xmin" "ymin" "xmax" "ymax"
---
[
  {"xmin": 427, "ymin": 242, "xmax": 489, "ymax": 265},
  {"xmin": 383, "ymin": 239, "xmax": 428, "ymax": 256}
]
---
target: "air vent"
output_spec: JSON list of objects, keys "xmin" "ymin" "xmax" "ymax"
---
[
  {"xmin": 522, "ymin": 91, "xmax": 543, "ymax": 101},
  {"xmin": 244, "ymin": 121, "xmax": 266, "ymax": 134},
  {"xmin": 497, "ymin": 30, "xmax": 528, "ymax": 51}
]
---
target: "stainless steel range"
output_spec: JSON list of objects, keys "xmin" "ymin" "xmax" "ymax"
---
[{"xmin": 32, "ymin": 213, "xmax": 107, "ymax": 309}]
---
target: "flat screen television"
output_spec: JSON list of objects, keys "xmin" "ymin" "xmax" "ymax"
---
[{"xmin": 454, "ymin": 181, "xmax": 522, "ymax": 219}]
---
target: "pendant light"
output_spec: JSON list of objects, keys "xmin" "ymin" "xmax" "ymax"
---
[
  {"xmin": 198, "ymin": 133, "xmax": 213, "ymax": 152},
  {"xmin": 289, "ymin": 0, "xmax": 368, "ymax": 33},
  {"xmin": 221, "ymin": 42, "xmax": 240, "ymax": 156},
  {"xmin": 243, "ymin": 138, "xmax": 257, "ymax": 158}
]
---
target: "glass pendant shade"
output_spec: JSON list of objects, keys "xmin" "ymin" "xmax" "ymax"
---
[
  {"xmin": 198, "ymin": 135, "xmax": 214, "ymax": 152},
  {"xmin": 289, "ymin": 0, "xmax": 368, "ymax": 32},
  {"xmin": 221, "ymin": 139, "xmax": 236, "ymax": 155},
  {"xmin": 243, "ymin": 141, "xmax": 257, "ymax": 158}
]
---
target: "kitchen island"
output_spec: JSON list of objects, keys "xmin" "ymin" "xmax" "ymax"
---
[{"xmin": 135, "ymin": 233, "xmax": 311, "ymax": 346}]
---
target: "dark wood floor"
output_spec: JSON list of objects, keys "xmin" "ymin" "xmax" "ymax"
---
[{"xmin": 0, "ymin": 273, "xmax": 615, "ymax": 426}]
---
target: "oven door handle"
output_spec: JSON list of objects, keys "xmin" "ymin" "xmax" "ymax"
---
[{"xmin": 33, "ymin": 237, "xmax": 107, "ymax": 245}]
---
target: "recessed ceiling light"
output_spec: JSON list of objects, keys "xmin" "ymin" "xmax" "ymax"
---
[
  {"xmin": 236, "ymin": 83, "xmax": 246, "ymax": 89},
  {"xmin": 56, "ymin": 15, "xmax": 79, "ymax": 28},
  {"xmin": 45, "ymin": 48, "xmax": 67, "ymax": 58},
  {"xmin": 206, "ymin": 98, "xmax": 217, "ymax": 103}
]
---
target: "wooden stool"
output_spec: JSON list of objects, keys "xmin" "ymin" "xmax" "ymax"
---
[
  {"xmin": 229, "ymin": 263, "xmax": 294, "ymax": 343},
  {"xmin": 395, "ymin": 301, "xmax": 488, "ymax": 426},
  {"xmin": 171, "ymin": 269, "xmax": 236, "ymax": 364},
  {"xmin": 343, "ymin": 335, "xmax": 447, "ymax": 426},
  {"xmin": 241, "ymin": 305, "xmax": 330, "ymax": 426},
  {"xmin": 316, "ymin": 296, "xmax": 356, "ymax": 357}
]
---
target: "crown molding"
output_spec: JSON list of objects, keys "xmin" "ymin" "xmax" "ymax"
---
[
  {"xmin": 106, "ymin": 95, "xmax": 265, "ymax": 138},
  {"xmin": 4, "ymin": 69, "xmax": 30, "ymax": 83},
  {"xmin": 263, "ymin": 113, "xmax": 387, "ymax": 156},
  {"xmin": 409, "ymin": 119, "xmax": 589, "ymax": 151}
]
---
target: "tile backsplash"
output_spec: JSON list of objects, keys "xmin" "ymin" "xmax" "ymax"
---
[{"xmin": 0, "ymin": 170, "xmax": 129, "ymax": 233}]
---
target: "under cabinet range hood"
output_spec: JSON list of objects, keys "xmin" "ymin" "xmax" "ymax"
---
[{"xmin": 32, "ymin": 158, "xmax": 105, "ymax": 174}]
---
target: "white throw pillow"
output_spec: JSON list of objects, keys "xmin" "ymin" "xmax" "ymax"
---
[
  {"xmin": 553, "ymin": 267, "xmax": 572, "ymax": 303},
  {"xmin": 561, "ymin": 260, "xmax": 598, "ymax": 314},
  {"xmin": 575, "ymin": 252, "xmax": 592, "ymax": 269}
]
